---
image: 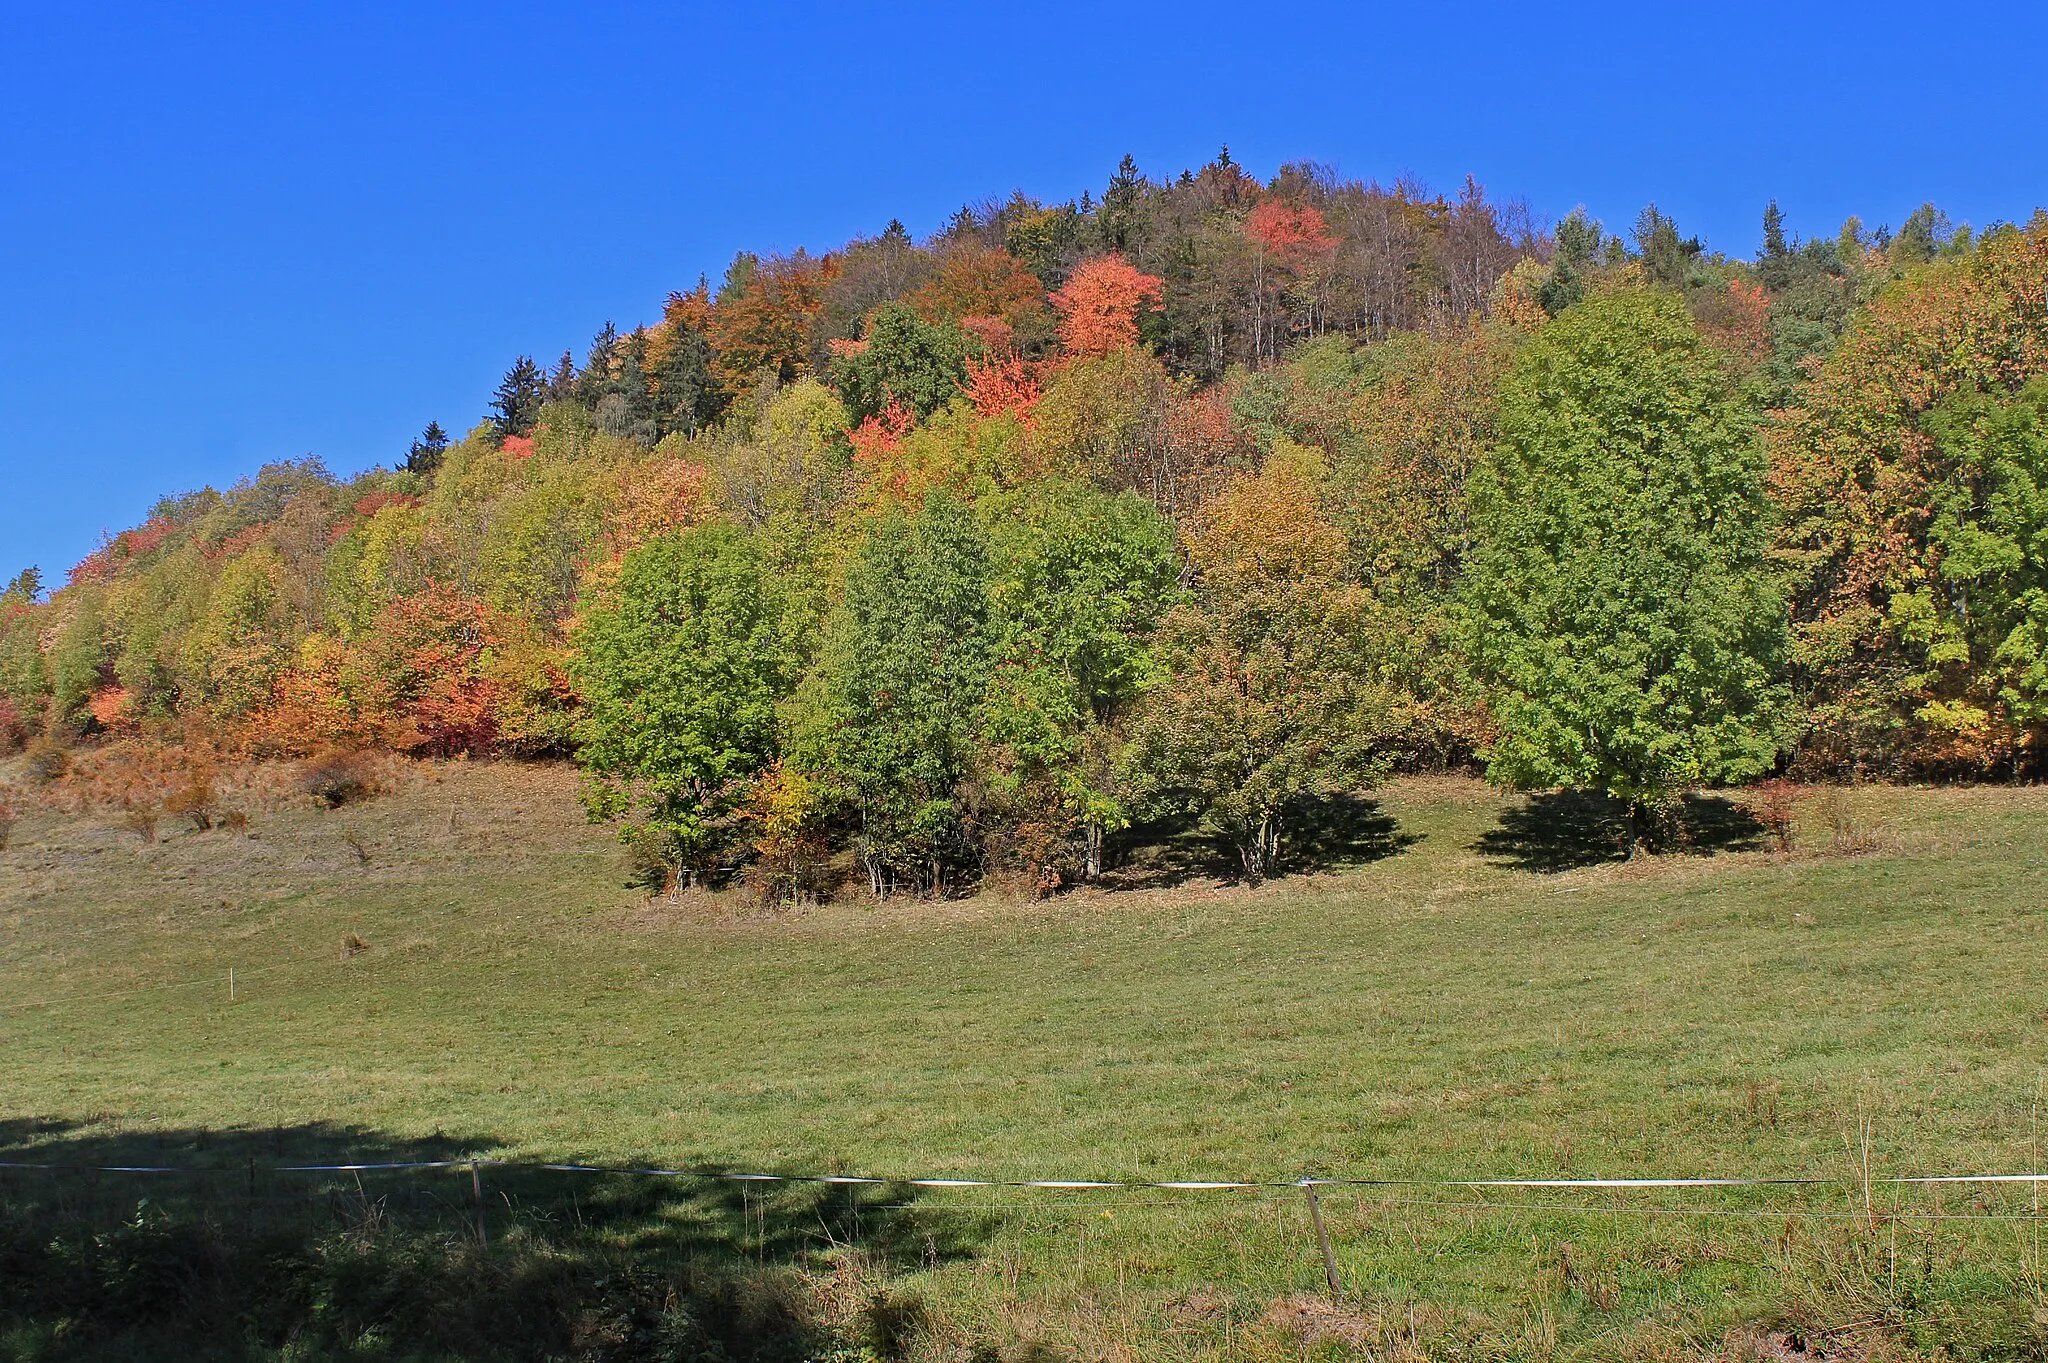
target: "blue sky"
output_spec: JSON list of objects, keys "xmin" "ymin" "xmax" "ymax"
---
[{"xmin": 3, "ymin": 0, "xmax": 2044, "ymax": 587}]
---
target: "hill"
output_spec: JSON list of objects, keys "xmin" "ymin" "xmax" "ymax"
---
[{"xmin": 1, "ymin": 164, "xmax": 2044, "ymax": 906}]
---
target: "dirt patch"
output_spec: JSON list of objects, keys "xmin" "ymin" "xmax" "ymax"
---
[
  {"xmin": 1721, "ymin": 1325, "xmax": 1868, "ymax": 1362},
  {"xmin": 1260, "ymin": 1294, "xmax": 1382, "ymax": 1351}
]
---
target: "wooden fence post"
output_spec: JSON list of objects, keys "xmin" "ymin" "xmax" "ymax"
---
[
  {"xmin": 471, "ymin": 1159, "xmax": 488, "ymax": 1249},
  {"xmin": 1302, "ymin": 1179, "xmax": 1341, "ymax": 1296}
]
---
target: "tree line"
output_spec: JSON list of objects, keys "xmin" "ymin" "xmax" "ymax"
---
[{"xmin": 3, "ymin": 151, "xmax": 2043, "ymax": 893}]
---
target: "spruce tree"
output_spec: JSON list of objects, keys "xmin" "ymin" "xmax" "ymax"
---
[
  {"xmin": 1759, "ymin": 200, "xmax": 1792, "ymax": 290},
  {"xmin": 403, "ymin": 421, "xmax": 449, "ymax": 477},
  {"xmin": 489, "ymin": 356, "xmax": 546, "ymax": 439}
]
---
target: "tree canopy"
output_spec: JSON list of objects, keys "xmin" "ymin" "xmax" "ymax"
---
[
  {"xmin": 5, "ymin": 153, "xmax": 2041, "ymax": 896},
  {"xmin": 1461, "ymin": 293, "xmax": 1789, "ymax": 824}
]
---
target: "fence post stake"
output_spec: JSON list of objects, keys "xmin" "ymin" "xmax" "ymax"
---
[
  {"xmin": 471, "ymin": 1159, "xmax": 488, "ymax": 1249},
  {"xmin": 229, "ymin": 969, "xmax": 235, "ymax": 1003},
  {"xmin": 1302, "ymin": 1178, "xmax": 1341, "ymax": 1296}
]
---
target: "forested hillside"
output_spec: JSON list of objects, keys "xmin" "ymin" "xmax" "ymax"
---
[{"xmin": 3, "ymin": 153, "xmax": 2044, "ymax": 895}]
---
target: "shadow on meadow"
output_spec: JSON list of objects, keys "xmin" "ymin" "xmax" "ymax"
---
[
  {"xmin": 1473, "ymin": 790, "xmax": 1767, "ymax": 872},
  {"xmin": 1104, "ymin": 792, "xmax": 1419, "ymax": 889},
  {"xmin": 0, "ymin": 1118, "xmax": 981, "ymax": 1362}
]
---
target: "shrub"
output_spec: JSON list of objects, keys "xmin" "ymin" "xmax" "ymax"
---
[
  {"xmin": 1743, "ymin": 777, "xmax": 1801, "ymax": 853},
  {"xmin": 0, "ymin": 789, "xmax": 17, "ymax": 851},
  {"xmin": 120, "ymin": 805, "xmax": 159, "ymax": 844},
  {"xmin": 23, "ymin": 738, "xmax": 69, "ymax": 784},
  {"xmin": 163, "ymin": 762, "xmax": 219, "ymax": 831},
  {"xmin": 0, "ymin": 697, "xmax": 26, "ymax": 755},
  {"xmin": 299, "ymin": 750, "xmax": 381, "ymax": 809}
]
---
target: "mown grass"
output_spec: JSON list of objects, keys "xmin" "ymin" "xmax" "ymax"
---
[{"xmin": 3, "ymin": 762, "xmax": 2048, "ymax": 1359}]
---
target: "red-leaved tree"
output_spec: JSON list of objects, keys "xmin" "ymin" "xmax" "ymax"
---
[{"xmin": 1050, "ymin": 254, "xmax": 1163, "ymax": 358}]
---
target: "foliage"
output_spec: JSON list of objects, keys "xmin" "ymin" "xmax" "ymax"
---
[
  {"xmin": 791, "ymin": 493, "xmax": 997, "ymax": 897},
  {"xmin": 490, "ymin": 356, "xmax": 547, "ymax": 438},
  {"xmin": 571, "ymin": 524, "xmax": 792, "ymax": 884},
  {"xmin": 403, "ymin": 421, "xmax": 450, "ymax": 477},
  {"xmin": 1461, "ymin": 293, "xmax": 1789, "ymax": 825},
  {"xmin": 1769, "ymin": 217, "xmax": 2048, "ymax": 776},
  {"xmin": 1127, "ymin": 447, "xmax": 1394, "ymax": 879},
  {"xmin": 830, "ymin": 302, "xmax": 971, "ymax": 422},
  {"xmin": 976, "ymin": 481, "xmax": 1181, "ymax": 882},
  {"xmin": 1048, "ymin": 254, "xmax": 1164, "ymax": 357},
  {"xmin": 6, "ymin": 156, "xmax": 2035, "ymax": 893}
]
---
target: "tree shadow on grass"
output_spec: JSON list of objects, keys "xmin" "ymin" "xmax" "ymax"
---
[
  {"xmin": 1103, "ymin": 792, "xmax": 1419, "ymax": 889},
  {"xmin": 0, "ymin": 1117, "xmax": 981, "ymax": 1362},
  {"xmin": 1473, "ymin": 790, "xmax": 1767, "ymax": 873}
]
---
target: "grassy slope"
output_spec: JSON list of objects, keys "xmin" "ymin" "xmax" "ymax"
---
[{"xmin": 4, "ymin": 763, "xmax": 2047, "ymax": 1358}]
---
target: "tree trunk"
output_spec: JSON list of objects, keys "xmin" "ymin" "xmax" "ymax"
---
[{"xmin": 1083, "ymin": 820, "xmax": 1103, "ymax": 881}]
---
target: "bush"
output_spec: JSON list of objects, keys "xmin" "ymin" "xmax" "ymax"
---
[
  {"xmin": 162, "ymin": 763, "xmax": 219, "ymax": 831},
  {"xmin": 23, "ymin": 738, "xmax": 69, "ymax": 784},
  {"xmin": 1743, "ymin": 777, "xmax": 1801, "ymax": 853},
  {"xmin": 299, "ymin": 750, "xmax": 382, "ymax": 809},
  {"xmin": 0, "ymin": 697, "xmax": 25, "ymax": 755},
  {"xmin": 0, "ymin": 789, "xmax": 18, "ymax": 851}
]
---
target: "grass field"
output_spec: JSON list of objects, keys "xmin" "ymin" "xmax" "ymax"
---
[{"xmin": 4, "ymin": 760, "xmax": 2048, "ymax": 1360}]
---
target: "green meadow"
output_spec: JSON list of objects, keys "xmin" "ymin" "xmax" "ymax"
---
[{"xmin": 5, "ymin": 762, "xmax": 2048, "ymax": 1360}]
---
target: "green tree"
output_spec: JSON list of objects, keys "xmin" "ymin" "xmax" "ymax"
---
[
  {"xmin": 490, "ymin": 355, "xmax": 546, "ymax": 439},
  {"xmin": 47, "ymin": 589, "xmax": 110, "ymax": 732},
  {"xmin": 570, "ymin": 524, "xmax": 791, "ymax": 889},
  {"xmin": 1097, "ymin": 153, "xmax": 1144, "ymax": 252},
  {"xmin": 830, "ymin": 303, "xmax": 969, "ymax": 422},
  {"xmin": 184, "ymin": 548, "xmax": 298, "ymax": 717},
  {"xmin": 1, "ymin": 568, "xmax": 40, "ymax": 607},
  {"xmin": 574, "ymin": 323, "xmax": 622, "ymax": 407},
  {"xmin": 790, "ymin": 492, "xmax": 995, "ymax": 897},
  {"xmin": 1884, "ymin": 201, "xmax": 1949, "ymax": 266},
  {"xmin": 1540, "ymin": 209, "xmax": 1601, "ymax": 314},
  {"xmin": 1758, "ymin": 200, "xmax": 1792, "ymax": 291},
  {"xmin": 1461, "ymin": 293, "xmax": 1788, "ymax": 844},
  {"xmin": 1632, "ymin": 204, "xmax": 1701, "ymax": 288},
  {"xmin": 1903, "ymin": 379, "xmax": 2048, "ymax": 763},
  {"xmin": 647, "ymin": 313, "xmax": 722, "ymax": 437},
  {"xmin": 403, "ymin": 422, "xmax": 449, "ymax": 477},
  {"xmin": 977, "ymin": 481, "xmax": 1180, "ymax": 880}
]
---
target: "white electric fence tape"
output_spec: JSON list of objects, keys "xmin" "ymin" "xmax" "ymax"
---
[{"xmin": 1, "ymin": 1159, "xmax": 2043, "ymax": 1190}]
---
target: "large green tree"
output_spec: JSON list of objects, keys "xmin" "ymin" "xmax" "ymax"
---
[
  {"xmin": 1460, "ymin": 293, "xmax": 1788, "ymax": 840},
  {"xmin": 976, "ymin": 480, "xmax": 1180, "ymax": 881},
  {"xmin": 489, "ymin": 356, "xmax": 547, "ymax": 439},
  {"xmin": 570, "ymin": 524, "xmax": 791, "ymax": 888},
  {"xmin": 789, "ymin": 492, "xmax": 995, "ymax": 896}
]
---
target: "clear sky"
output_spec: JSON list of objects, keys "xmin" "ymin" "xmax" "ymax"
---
[{"xmin": 3, "ymin": 0, "xmax": 2043, "ymax": 587}]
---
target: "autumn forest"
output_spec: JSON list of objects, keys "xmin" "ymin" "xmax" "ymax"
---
[{"xmin": 4, "ymin": 152, "xmax": 2044, "ymax": 895}]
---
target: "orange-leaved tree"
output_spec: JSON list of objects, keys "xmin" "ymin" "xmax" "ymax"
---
[
  {"xmin": 1049, "ymin": 254, "xmax": 1163, "ymax": 358},
  {"xmin": 907, "ymin": 245, "xmax": 1052, "ymax": 347}
]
